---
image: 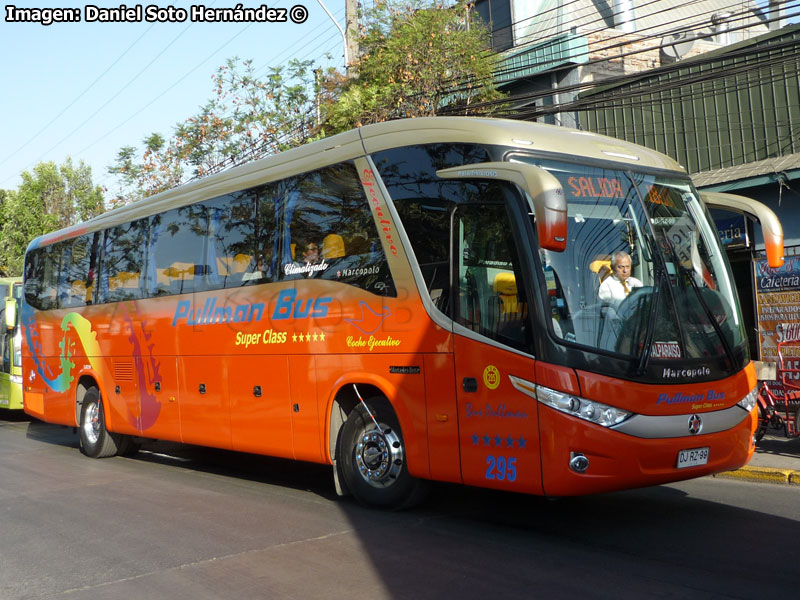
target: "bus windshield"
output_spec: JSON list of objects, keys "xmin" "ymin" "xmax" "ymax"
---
[{"xmin": 517, "ymin": 158, "xmax": 746, "ymax": 362}]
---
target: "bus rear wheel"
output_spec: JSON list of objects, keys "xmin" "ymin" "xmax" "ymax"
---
[
  {"xmin": 336, "ymin": 399, "xmax": 426, "ymax": 509},
  {"xmin": 79, "ymin": 387, "xmax": 126, "ymax": 458}
]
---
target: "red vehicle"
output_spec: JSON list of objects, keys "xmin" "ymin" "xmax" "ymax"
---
[
  {"xmin": 20, "ymin": 118, "xmax": 784, "ymax": 507},
  {"xmin": 756, "ymin": 339, "xmax": 800, "ymax": 441}
]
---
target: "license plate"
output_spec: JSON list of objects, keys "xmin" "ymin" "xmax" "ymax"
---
[{"xmin": 676, "ymin": 447, "xmax": 709, "ymax": 469}]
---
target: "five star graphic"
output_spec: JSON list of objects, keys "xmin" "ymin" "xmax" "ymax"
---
[
  {"xmin": 471, "ymin": 433, "xmax": 527, "ymax": 449},
  {"xmin": 291, "ymin": 331, "xmax": 327, "ymax": 343}
]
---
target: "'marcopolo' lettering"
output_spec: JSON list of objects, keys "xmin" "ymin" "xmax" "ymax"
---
[{"xmin": 662, "ymin": 366, "xmax": 711, "ymax": 378}]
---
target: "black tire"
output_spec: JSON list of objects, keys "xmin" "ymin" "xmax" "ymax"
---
[
  {"xmin": 79, "ymin": 387, "xmax": 125, "ymax": 458},
  {"xmin": 336, "ymin": 399, "xmax": 427, "ymax": 509},
  {"xmin": 755, "ymin": 402, "xmax": 768, "ymax": 442},
  {"xmin": 118, "ymin": 437, "xmax": 141, "ymax": 457}
]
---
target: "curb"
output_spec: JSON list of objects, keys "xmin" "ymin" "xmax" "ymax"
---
[{"xmin": 714, "ymin": 465, "xmax": 800, "ymax": 485}]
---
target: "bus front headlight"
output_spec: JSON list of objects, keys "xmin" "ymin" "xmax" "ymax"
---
[
  {"xmin": 537, "ymin": 386, "xmax": 633, "ymax": 427},
  {"xmin": 737, "ymin": 387, "xmax": 758, "ymax": 412}
]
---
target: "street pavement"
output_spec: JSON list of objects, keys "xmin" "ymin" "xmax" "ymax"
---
[
  {"xmin": 2, "ymin": 410, "xmax": 798, "ymax": 487},
  {"xmin": 717, "ymin": 429, "xmax": 800, "ymax": 485}
]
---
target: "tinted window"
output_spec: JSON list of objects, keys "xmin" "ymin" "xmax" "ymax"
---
[
  {"xmin": 24, "ymin": 244, "xmax": 61, "ymax": 311},
  {"xmin": 61, "ymin": 233, "xmax": 99, "ymax": 308},
  {"xmin": 100, "ymin": 219, "xmax": 147, "ymax": 303},
  {"xmin": 281, "ymin": 162, "xmax": 396, "ymax": 296},
  {"xmin": 206, "ymin": 187, "xmax": 277, "ymax": 289},
  {"xmin": 475, "ymin": 0, "xmax": 513, "ymax": 51},
  {"xmin": 454, "ymin": 201, "xmax": 531, "ymax": 351},
  {"xmin": 149, "ymin": 204, "xmax": 209, "ymax": 296},
  {"xmin": 373, "ymin": 144, "xmax": 493, "ymax": 314}
]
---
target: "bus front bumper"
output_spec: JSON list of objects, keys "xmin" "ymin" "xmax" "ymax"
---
[{"xmin": 538, "ymin": 404, "xmax": 756, "ymax": 496}]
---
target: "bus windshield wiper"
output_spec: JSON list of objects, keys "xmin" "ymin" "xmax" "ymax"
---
[
  {"xmin": 636, "ymin": 235, "xmax": 667, "ymax": 375},
  {"xmin": 675, "ymin": 258, "xmax": 736, "ymax": 367}
]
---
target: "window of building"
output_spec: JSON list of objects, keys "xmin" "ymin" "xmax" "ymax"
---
[{"xmin": 474, "ymin": 0, "xmax": 514, "ymax": 51}]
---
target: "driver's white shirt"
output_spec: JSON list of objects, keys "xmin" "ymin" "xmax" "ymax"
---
[{"xmin": 598, "ymin": 275, "xmax": 642, "ymax": 305}]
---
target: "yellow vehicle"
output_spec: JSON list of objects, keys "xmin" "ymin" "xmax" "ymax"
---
[{"xmin": 1, "ymin": 277, "xmax": 23, "ymax": 410}]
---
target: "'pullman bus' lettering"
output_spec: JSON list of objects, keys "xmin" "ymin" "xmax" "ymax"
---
[{"xmin": 172, "ymin": 299, "xmax": 265, "ymax": 327}]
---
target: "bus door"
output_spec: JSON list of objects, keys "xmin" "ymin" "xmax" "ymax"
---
[
  {"xmin": 0, "ymin": 302, "xmax": 9, "ymax": 407},
  {"xmin": 451, "ymin": 202, "xmax": 543, "ymax": 495}
]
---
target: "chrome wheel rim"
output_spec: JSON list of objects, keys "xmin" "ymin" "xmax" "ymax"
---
[
  {"xmin": 83, "ymin": 402, "xmax": 101, "ymax": 445},
  {"xmin": 355, "ymin": 424, "xmax": 403, "ymax": 488}
]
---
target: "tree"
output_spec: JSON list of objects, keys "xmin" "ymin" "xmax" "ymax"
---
[
  {"xmin": 0, "ymin": 159, "xmax": 104, "ymax": 275},
  {"xmin": 108, "ymin": 1, "xmax": 506, "ymax": 200},
  {"xmin": 109, "ymin": 58, "xmax": 323, "ymax": 204},
  {"xmin": 175, "ymin": 57, "xmax": 321, "ymax": 175},
  {"xmin": 108, "ymin": 133, "xmax": 183, "ymax": 207},
  {"xmin": 323, "ymin": 0, "xmax": 505, "ymax": 132}
]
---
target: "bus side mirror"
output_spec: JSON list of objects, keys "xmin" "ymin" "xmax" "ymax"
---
[
  {"xmin": 4, "ymin": 298, "xmax": 16, "ymax": 330},
  {"xmin": 699, "ymin": 191, "xmax": 784, "ymax": 268},
  {"xmin": 436, "ymin": 162, "xmax": 568, "ymax": 252}
]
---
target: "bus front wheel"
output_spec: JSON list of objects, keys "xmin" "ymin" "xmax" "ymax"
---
[
  {"xmin": 79, "ymin": 387, "xmax": 126, "ymax": 458},
  {"xmin": 336, "ymin": 399, "xmax": 426, "ymax": 509}
]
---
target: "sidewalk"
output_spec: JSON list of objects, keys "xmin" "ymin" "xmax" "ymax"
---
[{"xmin": 714, "ymin": 430, "xmax": 800, "ymax": 485}]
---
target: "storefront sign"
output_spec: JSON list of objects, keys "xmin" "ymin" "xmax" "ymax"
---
[
  {"xmin": 754, "ymin": 256, "xmax": 800, "ymax": 406},
  {"xmin": 716, "ymin": 215, "xmax": 748, "ymax": 249}
]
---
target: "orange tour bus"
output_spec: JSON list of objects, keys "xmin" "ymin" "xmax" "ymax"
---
[{"xmin": 20, "ymin": 117, "xmax": 784, "ymax": 507}]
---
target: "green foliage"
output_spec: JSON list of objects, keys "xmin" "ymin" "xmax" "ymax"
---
[
  {"xmin": 0, "ymin": 159, "xmax": 104, "ymax": 275},
  {"xmin": 323, "ymin": 0, "xmax": 504, "ymax": 132},
  {"xmin": 108, "ymin": 1, "xmax": 506, "ymax": 200},
  {"xmin": 108, "ymin": 134, "xmax": 184, "ymax": 206},
  {"xmin": 110, "ymin": 58, "xmax": 324, "ymax": 204}
]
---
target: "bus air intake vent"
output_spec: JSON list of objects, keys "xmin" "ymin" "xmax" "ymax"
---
[{"xmin": 114, "ymin": 362, "xmax": 134, "ymax": 381}]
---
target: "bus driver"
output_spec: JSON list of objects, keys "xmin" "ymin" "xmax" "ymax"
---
[{"xmin": 598, "ymin": 251, "xmax": 642, "ymax": 306}]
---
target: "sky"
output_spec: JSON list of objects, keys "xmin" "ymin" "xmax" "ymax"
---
[
  {"xmin": 2, "ymin": 1, "xmax": 796, "ymax": 198},
  {"xmin": 0, "ymin": 0, "xmax": 348, "ymax": 193}
]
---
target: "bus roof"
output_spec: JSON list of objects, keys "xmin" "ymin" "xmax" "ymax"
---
[{"xmin": 30, "ymin": 117, "xmax": 684, "ymax": 249}]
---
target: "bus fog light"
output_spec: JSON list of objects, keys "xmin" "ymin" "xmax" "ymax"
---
[{"xmin": 569, "ymin": 452, "xmax": 589, "ymax": 473}]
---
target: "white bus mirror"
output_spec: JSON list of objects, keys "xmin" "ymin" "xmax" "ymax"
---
[
  {"xmin": 436, "ymin": 162, "xmax": 568, "ymax": 252},
  {"xmin": 4, "ymin": 297, "xmax": 16, "ymax": 330},
  {"xmin": 700, "ymin": 191, "xmax": 784, "ymax": 268}
]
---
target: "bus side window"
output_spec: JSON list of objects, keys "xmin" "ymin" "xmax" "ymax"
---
[
  {"xmin": 148, "ymin": 205, "xmax": 209, "ymax": 296},
  {"xmin": 206, "ymin": 189, "xmax": 274, "ymax": 289},
  {"xmin": 61, "ymin": 233, "xmax": 97, "ymax": 308},
  {"xmin": 453, "ymin": 202, "xmax": 531, "ymax": 351},
  {"xmin": 24, "ymin": 245, "xmax": 57, "ymax": 310},
  {"xmin": 374, "ymin": 144, "xmax": 494, "ymax": 314},
  {"xmin": 391, "ymin": 198, "xmax": 451, "ymax": 316},
  {"xmin": 283, "ymin": 162, "xmax": 396, "ymax": 296},
  {"xmin": 24, "ymin": 251, "xmax": 42, "ymax": 310},
  {"xmin": 100, "ymin": 220, "xmax": 147, "ymax": 303}
]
